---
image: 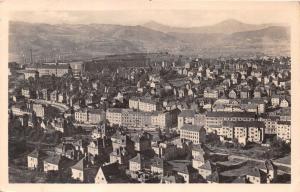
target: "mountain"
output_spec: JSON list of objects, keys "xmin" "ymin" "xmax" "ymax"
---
[
  {"xmin": 142, "ymin": 19, "xmax": 277, "ymax": 34},
  {"xmin": 9, "ymin": 20, "xmax": 290, "ymax": 62}
]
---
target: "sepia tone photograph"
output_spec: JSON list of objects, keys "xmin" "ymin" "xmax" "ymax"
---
[{"xmin": 1, "ymin": 0, "xmax": 300, "ymax": 189}]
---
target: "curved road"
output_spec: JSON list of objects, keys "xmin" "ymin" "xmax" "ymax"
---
[{"xmin": 30, "ymin": 99, "xmax": 69, "ymax": 112}]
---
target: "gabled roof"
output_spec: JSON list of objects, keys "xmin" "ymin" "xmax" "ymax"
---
[
  {"xmin": 71, "ymin": 157, "xmax": 86, "ymax": 171},
  {"xmin": 207, "ymin": 170, "xmax": 220, "ymax": 183},
  {"xmin": 44, "ymin": 154, "xmax": 62, "ymax": 165},
  {"xmin": 99, "ymin": 162, "xmax": 121, "ymax": 182},
  {"xmin": 177, "ymin": 164, "xmax": 198, "ymax": 175},
  {"xmin": 199, "ymin": 160, "xmax": 213, "ymax": 171},
  {"xmin": 129, "ymin": 153, "xmax": 144, "ymax": 163},
  {"xmin": 246, "ymin": 167, "xmax": 264, "ymax": 178},
  {"xmin": 28, "ymin": 149, "xmax": 47, "ymax": 159}
]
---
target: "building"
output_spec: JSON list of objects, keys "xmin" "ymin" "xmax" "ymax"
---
[
  {"xmin": 94, "ymin": 162, "xmax": 125, "ymax": 183},
  {"xmin": 51, "ymin": 117, "xmax": 68, "ymax": 133},
  {"xmin": 21, "ymin": 87, "xmax": 35, "ymax": 98},
  {"xmin": 27, "ymin": 149, "xmax": 47, "ymax": 170},
  {"xmin": 106, "ymin": 108, "xmax": 123, "ymax": 126},
  {"xmin": 22, "ymin": 70, "xmax": 39, "ymax": 80},
  {"xmin": 180, "ymin": 124, "xmax": 206, "ymax": 144},
  {"xmin": 205, "ymin": 111, "xmax": 257, "ymax": 130},
  {"xmin": 131, "ymin": 132, "xmax": 152, "ymax": 152},
  {"xmin": 43, "ymin": 155, "xmax": 65, "ymax": 172},
  {"xmin": 245, "ymin": 167, "xmax": 267, "ymax": 183},
  {"xmin": 106, "ymin": 108, "xmax": 173, "ymax": 129},
  {"xmin": 129, "ymin": 97, "xmax": 160, "ymax": 112},
  {"xmin": 31, "ymin": 103, "xmax": 51, "ymax": 118},
  {"xmin": 26, "ymin": 63, "xmax": 71, "ymax": 77},
  {"xmin": 276, "ymin": 121, "xmax": 291, "ymax": 143},
  {"xmin": 178, "ymin": 110, "xmax": 195, "ymax": 129},
  {"xmin": 71, "ymin": 158, "xmax": 86, "ymax": 182},
  {"xmin": 198, "ymin": 160, "xmax": 214, "ymax": 179},
  {"xmin": 204, "ymin": 87, "xmax": 219, "ymax": 99},
  {"xmin": 129, "ymin": 153, "xmax": 145, "ymax": 172},
  {"xmin": 176, "ymin": 164, "xmax": 198, "ymax": 183},
  {"xmin": 152, "ymin": 142, "xmax": 177, "ymax": 161},
  {"xmin": 74, "ymin": 108, "xmax": 105, "ymax": 124},
  {"xmin": 221, "ymin": 121, "xmax": 265, "ymax": 144}
]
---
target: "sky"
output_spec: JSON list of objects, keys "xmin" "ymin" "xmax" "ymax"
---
[{"xmin": 8, "ymin": 1, "xmax": 295, "ymax": 27}]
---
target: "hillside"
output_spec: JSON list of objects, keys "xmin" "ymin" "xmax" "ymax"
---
[{"xmin": 9, "ymin": 20, "xmax": 290, "ymax": 62}]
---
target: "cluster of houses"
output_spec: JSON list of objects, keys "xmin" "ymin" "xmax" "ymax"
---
[
  {"xmin": 27, "ymin": 123, "xmax": 282, "ymax": 183},
  {"xmin": 9, "ymin": 55, "xmax": 291, "ymax": 183}
]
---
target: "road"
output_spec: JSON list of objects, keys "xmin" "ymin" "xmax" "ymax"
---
[{"xmin": 30, "ymin": 99, "xmax": 69, "ymax": 112}]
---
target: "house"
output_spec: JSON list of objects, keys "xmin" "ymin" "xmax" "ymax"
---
[
  {"xmin": 150, "ymin": 157, "xmax": 171, "ymax": 176},
  {"xmin": 131, "ymin": 132, "xmax": 152, "ymax": 152},
  {"xmin": 71, "ymin": 157, "xmax": 87, "ymax": 182},
  {"xmin": 94, "ymin": 162, "xmax": 127, "ymax": 183},
  {"xmin": 152, "ymin": 142, "xmax": 177, "ymax": 160},
  {"xmin": 50, "ymin": 90, "xmax": 58, "ymax": 102},
  {"xmin": 91, "ymin": 123, "xmax": 116, "ymax": 140},
  {"xmin": 228, "ymin": 90, "xmax": 238, "ymax": 99},
  {"xmin": 280, "ymin": 98, "xmax": 289, "ymax": 108},
  {"xmin": 207, "ymin": 170, "xmax": 221, "ymax": 183},
  {"xmin": 271, "ymin": 95, "xmax": 281, "ymax": 107},
  {"xmin": 27, "ymin": 149, "xmax": 47, "ymax": 170},
  {"xmin": 180, "ymin": 124, "xmax": 206, "ymax": 144},
  {"xmin": 129, "ymin": 153, "xmax": 149, "ymax": 172},
  {"xmin": 177, "ymin": 110, "xmax": 196, "ymax": 129},
  {"xmin": 198, "ymin": 160, "xmax": 215, "ymax": 179},
  {"xmin": 276, "ymin": 121, "xmax": 291, "ymax": 143},
  {"xmin": 176, "ymin": 164, "xmax": 198, "ymax": 183},
  {"xmin": 222, "ymin": 121, "xmax": 265, "ymax": 144},
  {"xmin": 245, "ymin": 167, "xmax": 267, "ymax": 183},
  {"xmin": 204, "ymin": 87, "xmax": 218, "ymax": 99},
  {"xmin": 240, "ymin": 88, "xmax": 251, "ymax": 99},
  {"xmin": 43, "ymin": 155, "xmax": 68, "ymax": 173},
  {"xmin": 254, "ymin": 87, "xmax": 262, "ymax": 98},
  {"xmin": 87, "ymin": 138, "xmax": 112, "ymax": 164},
  {"xmin": 161, "ymin": 174, "xmax": 185, "ymax": 183},
  {"xmin": 264, "ymin": 160, "xmax": 278, "ymax": 183},
  {"xmin": 109, "ymin": 147, "xmax": 132, "ymax": 165}
]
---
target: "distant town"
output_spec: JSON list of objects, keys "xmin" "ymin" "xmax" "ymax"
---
[{"xmin": 8, "ymin": 52, "xmax": 291, "ymax": 183}]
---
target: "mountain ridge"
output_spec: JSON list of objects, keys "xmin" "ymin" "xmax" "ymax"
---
[{"xmin": 9, "ymin": 20, "xmax": 290, "ymax": 62}]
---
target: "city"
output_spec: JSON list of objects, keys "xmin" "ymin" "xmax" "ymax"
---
[
  {"xmin": 8, "ymin": 53, "xmax": 291, "ymax": 183},
  {"xmin": 7, "ymin": 9, "xmax": 291, "ymax": 184}
]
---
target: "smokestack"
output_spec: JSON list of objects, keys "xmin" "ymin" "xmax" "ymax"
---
[{"xmin": 30, "ymin": 48, "xmax": 33, "ymax": 64}]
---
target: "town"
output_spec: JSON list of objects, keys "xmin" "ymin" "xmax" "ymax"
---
[{"xmin": 8, "ymin": 53, "xmax": 291, "ymax": 183}]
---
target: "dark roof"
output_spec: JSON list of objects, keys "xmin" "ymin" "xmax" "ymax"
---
[
  {"xmin": 223, "ymin": 121, "xmax": 265, "ymax": 128},
  {"xmin": 71, "ymin": 158, "xmax": 85, "ymax": 171},
  {"xmin": 181, "ymin": 124, "xmax": 203, "ymax": 132},
  {"xmin": 28, "ymin": 149, "xmax": 47, "ymax": 159},
  {"xmin": 151, "ymin": 157, "xmax": 165, "ymax": 169},
  {"xmin": 231, "ymin": 176, "xmax": 248, "ymax": 183},
  {"xmin": 178, "ymin": 110, "xmax": 196, "ymax": 117},
  {"xmin": 277, "ymin": 121, "xmax": 291, "ymax": 125},
  {"xmin": 129, "ymin": 153, "xmax": 144, "ymax": 163},
  {"xmin": 44, "ymin": 155, "xmax": 61, "ymax": 165},
  {"xmin": 206, "ymin": 111, "xmax": 256, "ymax": 118},
  {"xmin": 199, "ymin": 160, "xmax": 213, "ymax": 171},
  {"xmin": 100, "ymin": 162, "xmax": 121, "ymax": 182},
  {"xmin": 207, "ymin": 171, "xmax": 220, "ymax": 183},
  {"xmin": 177, "ymin": 164, "xmax": 198, "ymax": 175},
  {"xmin": 246, "ymin": 167, "xmax": 263, "ymax": 178}
]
